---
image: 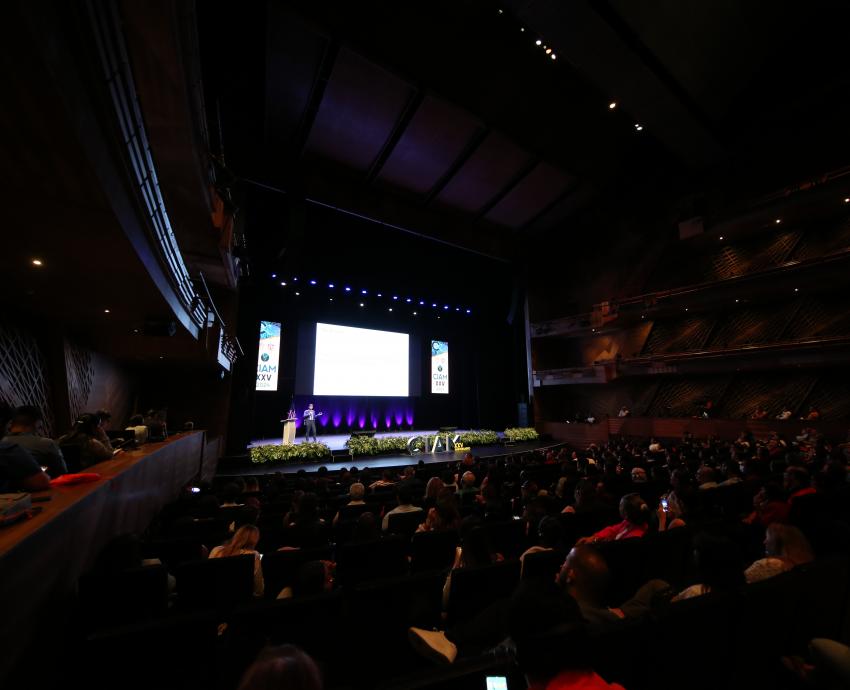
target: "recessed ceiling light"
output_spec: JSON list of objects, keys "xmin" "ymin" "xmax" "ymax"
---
[
  {"xmin": 413, "ymin": 311, "xmax": 418, "ymax": 315},
  {"xmin": 719, "ymin": 236, "xmax": 724, "ymax": 240},
  {"xmin": 393, "ymin": 296, "xmax": 399, "ymax": 301},
  {"xmin": 309, "ymin": 279, "xmax": 316, "ymax": 285},
  {"xmin": 794, "ymin": 288, "xmax": 799, "ymax": 292},
  {"xmin": 466, "ymin": 309, "xmax": 471, "ymax": 314},
  {"xmin": 635, "ymin": 124, "xmax": 643, "ymax": 131},
  {"xmin": 608, "ymin": 102, "xmax": 617, "ymax": 110},
  {"xmin": 550, "ymin": 54, "xmax": 557, "ymax": 60},
  {"xmin": 361, "ymin": 289, "xmax": 367, "ymax": 295},
  {"xmin": 329, "ymin": 298, "xmax": 333, "ymax": 302},
  {"xmin": 104, "ymin": 309, "xmax": 110, "ymax": 314},
  {"xmin": 734, "ymin": 299, "xmax": 739, "ymax": 303},
  {"xmin": 271, "ymin": 273, "xmax": 276, "ymax": 278},
  {"xmin": 498, "ymin": 8, "xmax": 503, "ymax": 13},
  {"xmin": 844, "ymin": 198, "xmax": 849, "ymax": 204},
  {"xmin": 359, "ymin": 302, "xmax": 364, "ymax": 307},
  {"xmin": 388, "ymin": 308, "xmax": 393, "ymax": 312},
  {"xmin": 31, "ymin": 258, "xmax": 43, "ymax": 266},
  {"xmin": 280, "ymin": 281, "xmax": 286, "ymax": 286},
  {"xmin": 775, "ymin": 218, "xmax": 781, "ymax": 224},
  {"xmin": 344, "ymin": 287, "xmax": 351, "ymax": 292},
  {"xmin": 328, "ymin": 283, "xmax": 334, "ymax": 288},
  {"xmin": 294, "ymin": 292, "xmax": 300, "ymax": 296},
  {"xmin": 520, "ymin": 27, "xmax": 525, "ymax": 32},
  {"xmin": 159, "ymin": 355, "xmax": 164, "ymax": 360},
  {"xmin": 535, "ymin": 39, "xmax": 542, "ymax": 46},
  {"xmin": 545, "ymin": 48, "xmax": 552, "ymax": 54},
  {"xmin": 684, "ymin": 307, "xmax": 689, "ymax": 311}
]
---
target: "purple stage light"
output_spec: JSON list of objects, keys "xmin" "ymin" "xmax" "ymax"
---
[
  {"xmin": 332, "ymin": 410, "xmax": 342, "ymax": 427},
  {"xmin": 395, "ymin": 410, "xmax": 404, "ymax": 426},
  {"xmin": 405, "ymin": 410, "xmax": 415, "ymax": 426},
  {"xmin": 385, "ymin": 415, "xmax": 392, "ymax": 429},
  {"xmin": 358, "ymin": 415, "xmax": 366, "ymax": 429}
]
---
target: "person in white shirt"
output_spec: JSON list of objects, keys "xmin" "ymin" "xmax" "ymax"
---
[{"xmin": 382, "ymin": 485, "xmax": 423, "ymax": 531}]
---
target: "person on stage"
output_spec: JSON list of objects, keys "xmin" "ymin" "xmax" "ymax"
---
[{"xmin": 303, "ymin": 403, "xmax": 321, "ymax": 443}]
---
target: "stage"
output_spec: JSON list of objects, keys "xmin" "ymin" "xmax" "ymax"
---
[
  {"xmin": 221, "ymin": 434, "xmax": 560, "ymax": 476},
  {"xmin": 248, "ymin": 428, "xmax": 482, "ymax": 453}
]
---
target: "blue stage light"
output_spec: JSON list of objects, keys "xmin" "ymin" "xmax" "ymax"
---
[
  {"xmin": 431, "ymin": 303, "xmax": 437, "ymax": 307},
  {"xmin": 328, "ymin": 283, "xmax": 334, "ymax": 288},
  {"xmin": 344, "ymin": 287, "xmax": 351, "ymax": 292},
  {"xmin": 405, "ymin": 298, "xmax": 412, "ymax": 303},
  {"xmin": 392, "ymin": 295, "xmax": 399, "ymax": 300},
  {"xmin": 361, "ymin": 289, "xmax": 367, "ymax": 295},
  {"xmin": 419, "ymin": 300, "xmax": 425, "ymax": 305},
  {"xmin": 271, "ymin": 273, "xmax": 277, "ymax": 278},
  {"xmin": 466, "ymin": 309, "xmax": 471, "ymax": 314},
  {"xmin": 309, "ymin": 279, "xmax": 317, "ymax": 285},
  {"xmin": 444, "ymin": 305, "xmax": 449, "ymax": 310},
  {"xmin": 455, "ymin": 307, "xmax": 460, "ymax": 311},
  {"xmin": 377, "ymin": 293, "xmax": 383, "ymax": 297}
]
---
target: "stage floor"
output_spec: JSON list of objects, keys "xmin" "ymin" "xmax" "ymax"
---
[
  {"xmin": 248, "ymin": 429, "xmax": 480, "ymax": 453},
  {"xmin": 221, "ymin": 438, "xmax": 558, "ymax": 476}
]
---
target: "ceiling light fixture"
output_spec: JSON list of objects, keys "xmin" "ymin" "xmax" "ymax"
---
[
  {"xmin": 608, "ymin": 102, "xmax": 617, "ymax": 110},
  {"xmin": 271, "ymin": 273, "xmax": 276, "ymax": 278},
  {"xmin": 294, "ymin": 292, "xmax": 300, "ymax": 296},
  {"xmin": 280, "ymin": 281, "xmax": 287, "ymax": 286},
  {"xmin": 545, "ymin": 48, "xmax": 552, "ymax": 55},
  {"xmin": 359, "ymin": 302, "xmax": 364, "ymax": 307},
  {"xmin": 104, "ymin": 309, "xmax": 110, "ymax": 314},
  {"xmin": 31, "ymin": 258, "xmax": 43, "ymax": 266},
  {"xmin": 309, "ymin": 279, "xmax": 317, "ymax": 285},
  {"xmin": 775, "ymin": 219, "xmax": 781, "ymax": 224},
  {"xmin": 388, "ymin": 308, "xmax": 393, "ymax": 312},
  {"xmin": 719, "ymin": 236, "xmax": 724, "ymax": 241},
  {"xmin": 328, "ymin": 283, "xmax": 334, "ymax": 288},
  {"xmin": 551, "ymin": 54, "xmax": 557, "ymax": 60},
  {"xmin": 635, "ymin": 123, "xmax": 643, "ymax": 131},
  {"xmin": 844, "ymin": 198, "xmax": 849, "ymax": 204},
  {"xmin": 535, "ymin": 39, "xmax": 542, "ymax": 46}
]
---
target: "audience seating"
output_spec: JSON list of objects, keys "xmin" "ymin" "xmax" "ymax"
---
[
  {"xmin": 176, "ymin": 553, "xmax": 255, "ymax": 612},
  {"xmin": 520, "ymin": 548, "xmax": 565, "ymax": 579},
  {"xmin": 336, "ymin": 535, "xmax": 408, "ymax": 586},
  {"xmin": 410, "ymin": 530, "xmax": 458, "ymax": 573},
  {"xmin": 386, "ymin": 510, "xmax": 424, "ymax": 537},
  {"xmin": 260, "ymin": 546, "xmax": 334, "ymax": 599},
  {"xmin": 445, "ymin": 560, "xmax": 521, "ymax": 625},
  {"xmin": 78, "ymin": 565, "xmax": 169, "ymax": 630}
]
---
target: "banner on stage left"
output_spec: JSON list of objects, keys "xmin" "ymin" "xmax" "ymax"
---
[
  {"xmin": 431, "ymin": 340, "xmax": 449, "ymax": 394},
  {"xmin": 256, "ymin": 321, "xmax": 281, "ymax": 391}
]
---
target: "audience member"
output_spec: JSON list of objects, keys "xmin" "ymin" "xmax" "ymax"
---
[
  {"xmin": 95, "ymin": 409, "xmax": 114, "ymax": 452},
  {"xmin": 277, "ymin": 560, "xmax": 335, "ymax": 599},
  {"xmin": 237, "ymin": 644, "xmax": 322, "ymax": 690},
  {"xmin": 672, "ymin": 533, "xmax": 745, "ymax": 601},
  {"xmin": 125, "ymin": 414, "xmax": 149, "ymax": 444},
  {"xmin": 209, "ymin": 524, "xmax": 264, "ymax": 597},
  {"xmin": 2, "ymin": 405, "xmax": 66, "ymax": 477},
  {"xmin": 0, "ymin": 402, "xmax": 51, "ymax": 491},
  {"xmin": 417, "ymin": 489, "xmax": 461, "ymax": 532},
  {"xmin": 577, "ymin": 493, "xmax": 649, "ymax": 543},
  {"xmin": 57, "ymin": 413, "xmax": 115, "ymax": 468},
  {"xmin": 745, "ymin": 523, "xmax": 813, "ymax": 583},
  {"xmin": 382, "ymin": 485, "xmax": 423, "ymax": 531},
  {"xmin": 332, "ymin": 482, "xmax": 366, "ymax": 525}
]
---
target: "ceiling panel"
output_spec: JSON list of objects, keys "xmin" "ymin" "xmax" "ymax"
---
[
  {"xmin": 485, "ymin": 162, "xmax": 574, "ymax": 229},
  {"xmin": 377, "ymin": 94, "xmax": 481, "ymax": 196},
  {"xmin": 304, "ymin": 47, "xmax": 413, "ymax": 171},
  {"xmin": 435, "ymin": 131, "xmax": 533, "ymax": 214}
]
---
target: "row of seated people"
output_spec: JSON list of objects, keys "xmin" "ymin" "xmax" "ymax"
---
[
  {"xmin": 73, "ymin": 432, "xmax": 850, "ymax": 688},
  {"xmin": 0, "ymin": 403, "xmax": 170, "ymax": 488}
]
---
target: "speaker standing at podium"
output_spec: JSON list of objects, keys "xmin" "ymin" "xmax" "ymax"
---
[{"xmin": 303, "ymin": 403, "xmax": 322, "ymax": 442}]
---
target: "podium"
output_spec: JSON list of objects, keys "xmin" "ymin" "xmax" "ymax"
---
[{"xmin": 281, "ymin": 417, "xmax": 297, "ymax": 445}]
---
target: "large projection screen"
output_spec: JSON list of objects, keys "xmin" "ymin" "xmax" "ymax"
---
[{"xmin": 313, "ymin": 322, "xmax": 409, "ymax": 396}]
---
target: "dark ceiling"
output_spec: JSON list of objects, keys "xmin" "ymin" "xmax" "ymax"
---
[{"xmin": 198, "ymin": 0, "xmax": 850, "ymax": 268}]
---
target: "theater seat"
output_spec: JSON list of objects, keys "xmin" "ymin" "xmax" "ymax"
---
[
  {"xmin": 387, "ymin": 510, "xmax": 425, "ymax": 537},
  {"xmin": 521, "ymin": 549, "xmax": 565, "ymax": 580},
  {"xmin": 446, "ymin": 560, "xmax": 521, "ymax": 625},
  {"xmin": 260, "ymin": 546, "xmax": 333, "ymax": 599},
  {"xmin": 336, "ymin": 535, "xmax": 408, "ymax": 586},
  {"xmin": 175, "ymin": 553, "xmax": 255, "ymax": 612},
  {"xmin": 78, "ymin": 565, "xmax": 169, "ymax": 631},
  {"xmin": 410, "ymin": 530, "xmax": 459, "ymax": 573}
]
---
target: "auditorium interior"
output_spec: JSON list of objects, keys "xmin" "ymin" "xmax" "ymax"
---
[{"xmin": 2, "ymin": 1, "xmax": 850, "ymax": 689}]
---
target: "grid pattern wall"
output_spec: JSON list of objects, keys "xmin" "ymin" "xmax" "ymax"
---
[
  {"xmin": 721, "ymin": 374, "xmax": 815, "ymax": 420},
  {"xmin": 707, "ymin": 301, "xmax": 798, "ymax": 349},
  {"xmin": 645, "ymin": 377, "xmax": 731, "ymax": 418},
  {"xmin": 0, "ymin": 322, "xmax": 55, "ymax": 435},
  {"xmin": 784, "ymin": 297, "xmax": 850, "ymax": 340},
  {"xmin": 642, "ymin": 317, "xmax": 715, "ymax": 355}
]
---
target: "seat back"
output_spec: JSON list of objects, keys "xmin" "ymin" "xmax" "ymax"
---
[
  {"xmin": 446, "ymin": 560, "xmax": 521, "ymax": 625},
  {"xmin": 176, "ymin": 553, "xmax": 255, "ymax": 612},
  {"xmin": 410, "ymin": 530, "xmax": 458, "ymax": 573},
  {"xmin": 386, "ymin": 510, "xmax": 424, "ymax": 538},
  {"xmin": 78, "ymin": 565, "xmax": 169, "ymax": 631},
  {"xmin": 337, "ymin": 536, "xmax": 408, "ymax": 586},
  {"xmin": 261, "ymin": 546, "xmax": 333, "ymax": 599}
]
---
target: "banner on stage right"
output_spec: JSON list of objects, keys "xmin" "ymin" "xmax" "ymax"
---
[
  {"xmin": 256, "ymin": 321, "xmax": 281, "ymax": 391},
  {"xmin": 431, "ymin": 340, "xmax": 449, "ymax": 394}
]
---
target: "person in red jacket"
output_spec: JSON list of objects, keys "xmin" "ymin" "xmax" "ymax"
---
[{"xmin": 577, "ymin": 493, "xmax": 649, "ymax": 544}]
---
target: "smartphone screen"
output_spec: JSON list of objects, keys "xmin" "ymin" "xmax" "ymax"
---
[
  {"xmin": 485, "ymin": 676, "xmax": 508, "ymax": 690},
  {"xmin": 661, "ymin": 498, "xmax": 669, "ymax": 513}
]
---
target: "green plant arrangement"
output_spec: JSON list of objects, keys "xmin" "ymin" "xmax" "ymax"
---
[
  {"xmin": 456, "ymin": 430, "xmax": 500, "ymax": 446},
  {"xmin": 504, "ymin": 427, "xmax": 539, "ymax": 442},
  {"xmin": 345, "ymin": 435, "xmax": 411, "ymax": 457},
  {"xmin": 250, "ymin": 442, "xmax": 332, "ymax": 465}
]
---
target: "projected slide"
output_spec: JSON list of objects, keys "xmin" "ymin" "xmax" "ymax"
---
[
  {"xmin": 256, "ymin": 321, "xmax": 281, "ymax": 391},
  {"xmin": 313, "ymin": 323, "xmax": 409, "ymax": 396},
  {"xmin": 431, "ymin": 340, "xmax": 449, "ymax": 394}
]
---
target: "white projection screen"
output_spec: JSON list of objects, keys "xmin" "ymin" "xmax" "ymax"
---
[{"xmin": 313, "ymin": 323, "xmax": 409, "ymax": 396}]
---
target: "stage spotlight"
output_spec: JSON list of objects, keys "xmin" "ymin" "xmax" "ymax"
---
[
  {"xmin": 466, "ymin": 309, "xmax": 471, "ymax": 314},
  {"xmin": 377, "ymin": 293, "xmax": 383, "ymax": 297},
  {"xmin": 393, "ymin": 296, "xmax": 399, "ymax": 300},
  {"xmin": 684, "ymin": 307, "xmax": 689, "ymax": 311},
  {"xmin": 443, "ymin": 305, "xmax": 449, "ymax": 310},
  {"xmin": 455, "ymin": 307, "xmax": 460, "ymax": 311},
  {"xmin": 432, "ymin": 303, "xmax": 437, "ymax": 307},
  {"xmin": 608, "ymin": 102, "xmax": 617, "ymax": 110},
  {"xmin": 405, "ymin": 298, "xmax": 412, "ymax": 303},
  {"xmin": 413, "ymin": 311, "xmax": 418, "ymax": 315},
  {"xmin": 794, "ymin": 288, "xmax": 799, "ymax": 292},
  {"xmin": 545, "ymin": 48, "xmax": 552, "ymax": 55},
  {"xmin": 844, "ymin": 198, "xmax": 849, "ymax": 203},
  {"xmin": 329, "ymin": 298, "xmax": 333, "ymax": 302},
  {"xmin": 280, "ymin": 281, "xmax": 287, "ymax": 286},
  {"xmin": 520, "ymin": 27, "xmax": 525, "ymax": 32},
  {"xmin": 344, "ymin": 286, "xmax": 351, "ymax": 292},
  {"xmin": 735, "ymin": 299, "xmax": 739, "ymax": 303},
  {"xmin": 535, "ymin": 39, "xmax": 541, "ymax": 45},
  {"xmin": 498, "ymin": 8, "xmax": 503, "ymax": 13},
  {"xmin": 309, "ymin": 279, "xmax": 317, "ymax": 285},
  {"xmin": 271, "ymin": 273, "xmax": 276, "ymax": 278},
  {"xmin": 419, "ymin": 300, "xmax": 425, "ymax": 305},
  {"xmin": 361, "ymin": 289, "xmax": 367, "ymax": 294},
  {"xmin": 293, "ymin": 277, "xmax": 298, "ymax": 281}
]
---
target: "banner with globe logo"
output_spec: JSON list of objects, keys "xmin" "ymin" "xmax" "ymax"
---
[
  {"xmin": 256, "ymin": 321, "xmax": 281, "ymax": 391},
  {"xmin": 431, "ymin": 339, "xmax": 449, "ymax": 394}
]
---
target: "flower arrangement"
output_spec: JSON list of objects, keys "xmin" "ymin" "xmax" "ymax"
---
[
  {"xmin": 456, "ymin": 430, "xmax": 500, "ymax": 446},
  {"xmin": 250, "ymin": 442, "xmax": 332, "ymax": 464},
  {"xmin": 345, "ymin": 435, "xmax": 412, "ymax": 456},
  {"xmin": 504, "ymin": 427, "xmax": 539, "ymax": 442}
]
